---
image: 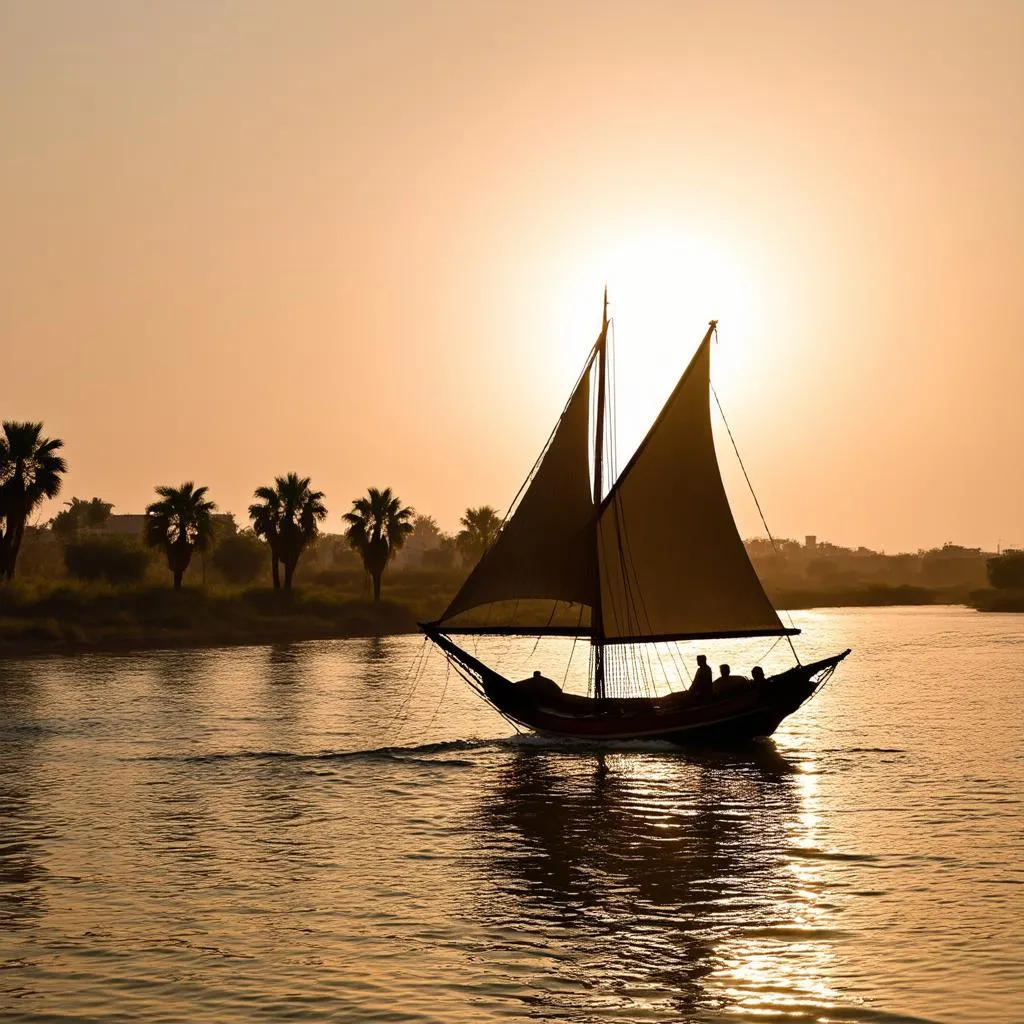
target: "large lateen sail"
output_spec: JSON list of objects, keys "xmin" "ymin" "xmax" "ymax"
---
[
  {"xmin": 438, "ymin": 360, "xmax": 598, "ymax": 626},
  {"xmin": 596, "ymin": 329, "xmax": 789, "ymax": 642}
]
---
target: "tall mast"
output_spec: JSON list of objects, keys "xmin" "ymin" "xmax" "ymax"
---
[{"xmin": 592, "ymin": 287, "xmax": 609, "ymax": 701}]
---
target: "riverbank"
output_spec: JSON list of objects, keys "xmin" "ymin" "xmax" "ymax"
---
[
  {"xmin": 770, "ymin": 583, "xmax": 1024, "ymax": 613},
  {"xmin": 766, "ymin": 582, "xmax": 949, "ymax": 609},
  {"xmin": 0, "ymin": 584, "xmax": 421, "ymax": 657},
  {"xmin": 1, "ymin": 577, "xmax": 1012, "ymax": 658},
  {"xmin": 967, "ymin": 588, "xmax": 1024, "ymax": 612}
]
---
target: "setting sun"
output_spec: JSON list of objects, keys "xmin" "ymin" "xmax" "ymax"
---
[{"xmin": 544, "ymin": 227, "xmax": 773, "ymax": 480}]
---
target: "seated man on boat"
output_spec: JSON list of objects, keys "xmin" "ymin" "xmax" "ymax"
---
[
  {"xmin": 713, "ymin": 664, "xmax": 750, "ymax": 697},
  {"xmin": 516, "ymin": 669, "xmax": 563, "ymax": 700},
  {"xmin": 689, "ymin": 654, "xmax": 713, "ymax": 700},
  {"xmin": 751, "ymin": 666, "xmax": 767, "ymax": 686}
]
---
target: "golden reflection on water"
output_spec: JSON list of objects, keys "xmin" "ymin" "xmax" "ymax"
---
[
  {"xmin": 468, "ymin": 744, "xmax": 856, "ymax": 1021},
  {"xmin": 1, "ymin": 609, "xmax": 1021, "ymax": 1023}
]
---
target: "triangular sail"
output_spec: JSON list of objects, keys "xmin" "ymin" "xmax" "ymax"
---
[
  {"xmin": 596, "ymin": 328, "xmax": 788, "ymax": 642},
  {"xmin": 439, "ymin": 362, "xmax": 598, "ymax": 626}
]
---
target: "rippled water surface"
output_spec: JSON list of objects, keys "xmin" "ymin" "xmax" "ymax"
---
[{"xmin": 1, "ymin": 607, "xmax": 1021, "ymax": 1023}]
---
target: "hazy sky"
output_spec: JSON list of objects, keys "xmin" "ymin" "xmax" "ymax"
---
[{"xmin": 3, "ymin": 1, "xmax": 1022, "ymax": 552}]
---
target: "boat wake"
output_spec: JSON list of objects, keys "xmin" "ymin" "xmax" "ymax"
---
[
  {"xmin": 135, "ymin": 732, "xmax": 793, "ymax": 768},
  {"xmin": 135, "ymin": 737, "xmax": 507, "ymax": 767}
]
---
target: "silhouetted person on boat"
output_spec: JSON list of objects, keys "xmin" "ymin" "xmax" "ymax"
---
[
  {"xmin": 713, "ymin": 664, "xmax": 732, "ymax": 696},
  {"xmin": 519, "ymin": 669, "xmax": 560, "ymax": 699},
  {"xmin": 751, "ymin": 666, "xmax": 766, "ymax": 685},
  {"xmin": 690, "ymin": 655, "xmax": 713, "ymax": 700},
  {"xmin": 714, "ymin": 664, "xmax": 750, "ymax": 697}
]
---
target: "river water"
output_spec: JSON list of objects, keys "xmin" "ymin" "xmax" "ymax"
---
[{"xmin": 0, "ymin": 606, "xmax": 1020, "ymax": 1023}]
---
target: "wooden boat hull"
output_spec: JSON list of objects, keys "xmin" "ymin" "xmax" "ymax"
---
[{"xmin": 423, "ymin": 628, "xmax": 849, "ymax": 745}]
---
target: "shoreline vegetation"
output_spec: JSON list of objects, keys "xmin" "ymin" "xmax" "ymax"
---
[
  {"xmin": 0, "ymin": 583, "xmax": 421, "ymax": 657},
  {"xmin": 1, "ymin": 575, "xmax": 1020, "ymax": 658},
  {"xmin": 1, "ymin": 421, "xmax": 1020, "ymax": 658}
]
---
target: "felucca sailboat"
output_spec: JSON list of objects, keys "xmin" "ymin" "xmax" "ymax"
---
[{"xmin": 423, "ymin": 297, "xmax": 848, "ymax": 743}]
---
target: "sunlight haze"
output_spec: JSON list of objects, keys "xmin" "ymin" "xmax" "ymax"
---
[{"xmin": 2, "ymin": 0, "xmax": 1022, "ymax": 552}]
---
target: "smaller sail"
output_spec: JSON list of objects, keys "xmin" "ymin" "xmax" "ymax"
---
[
  {"xmin": 438, "ymin": 362, "xmax": 598, "ymax": 626},
  {"xmin": 597, "ymin": 329, "xmax": 790, "ymax": 642}
]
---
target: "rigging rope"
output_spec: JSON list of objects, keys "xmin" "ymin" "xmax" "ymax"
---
[
  {"xmin": 530, "ymin": 600, "xmax": 560, "ymax": 658},
  {"xmin": 710, "ymin": 355, "xmax": 801, "ymax": 665},
  {"xmin": 563, "ymin": 603, "xmax": 585, "ymax": 688},
  {"xmin": 384, "ymin": 636, "xmax": 432, "ymax": 740},
  {"xmin": 607, "ymin": 323, "xmax": 656, "ymax": 700},
  {"xmin": 756, "ymin": 631, "xmax": 787, "ymax": 665},
  {"xmin": 419, "ymin": 657, "xmax": 452, "ymax": 737},
  {"xmin": 607, "ymin": 318, "xmax": 699, "ymax": 696}
]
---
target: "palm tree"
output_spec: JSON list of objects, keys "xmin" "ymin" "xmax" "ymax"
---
[
  {"xmin": 0, "ymin": 421, "xmax": 67, "ymax": 580},
  {"xmin": 342, "ymin": 487, "xmax": 414, "ymax": 601},
  {"xmin": 50, "ymin": 496, "xmax": 113, "ymax": 540},
  {"xmin": 248, "ymin": 473, "xmax": 327, "ymax": 589},
  {"xmin": 457, "ymin": 505, "xmax": 502, "ymax": 566},
  {"xmin": 248, "ymin": 485, "xmax": 283, "ymax": 588},
  {"xmin": 144, "ymin": 482, "xmax": 216, "ymax": 590}
]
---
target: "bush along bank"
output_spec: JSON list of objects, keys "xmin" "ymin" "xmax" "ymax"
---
[{"xmin": 0, "ymin": 582, "xmax": 421, "ymax": 655}]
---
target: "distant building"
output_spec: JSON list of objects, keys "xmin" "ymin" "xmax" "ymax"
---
[
  {"xmin": 804, "ymin": 535, "xmax": 817, "ymax": 551},
  {"xmin": 102, "ymin": 514, "xmax": 147, "ymax": 536}
]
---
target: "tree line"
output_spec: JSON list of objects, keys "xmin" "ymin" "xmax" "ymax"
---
[
  {"xmin": 4, "ymin": 420, "xmax": 1022, "ymax": 599},
  {"xmin": 0, "ymin": 421, "xmax": 505, "ymax": 599}
]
